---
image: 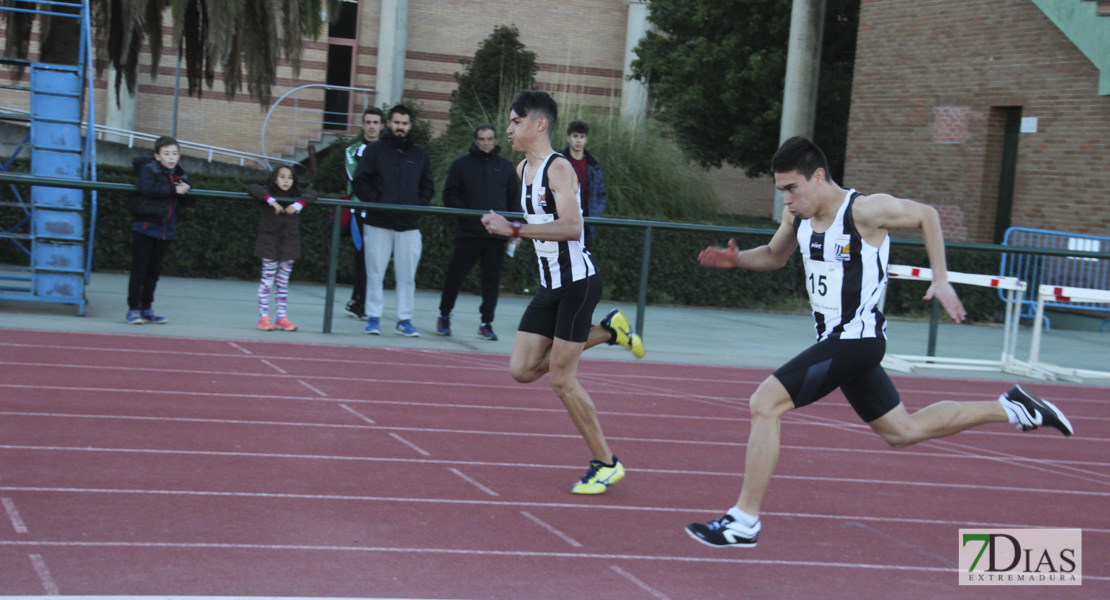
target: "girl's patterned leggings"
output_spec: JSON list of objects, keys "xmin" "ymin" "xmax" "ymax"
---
[{"xmin": 258, "ymin": 259, "xmax": 293, "ymax": 319}]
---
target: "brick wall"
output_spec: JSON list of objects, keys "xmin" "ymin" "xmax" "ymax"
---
[
  {"xmin": 846, "ymin": 0, "xmax": 1110, "ymax": 242},
  {"xmin": 404, "ymin": 0, "xmax": 628, "ymax": 126},
  {"xmin": 0, "ymin": 1, "xmax": 630, "ymax": 160},
  {"xmin": 711, "ymin": 168, "xmax": 777, "ymax": 219}
]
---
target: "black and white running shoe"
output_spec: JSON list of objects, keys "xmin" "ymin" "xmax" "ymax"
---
[
  {"xmin": 685, "ymin": 513, "xmax": 760, "ymax": 548},
  {"xmin": 1000, "ymin": 385, "xmax": 1074, "ymax": 436}
]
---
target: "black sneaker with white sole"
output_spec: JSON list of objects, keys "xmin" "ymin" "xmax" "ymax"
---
[
  {"xmin": 685, "ymin": 513, "xmax": 760, "ymax": 548},
  {"xmin": 1000, "ymin": 385, "xmax": 1074, "ymax": 436},
  {"xmin": 345, "ymin": 301, "xmax": 367, "ymax": 320}
]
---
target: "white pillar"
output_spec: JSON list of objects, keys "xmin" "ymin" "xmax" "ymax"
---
[
  {"xmin": 773, "ymin": 0, "xmax": 826, "ymax": 221},
  {"xmin": 621, "ymin": 1, "xmax": 651, "ymax": 128},
  {"xmin": 104, "ymin": 65, "xmax": 137, "ymax": 145},
  {"xmin": 376, "ymin": 0, "xmax": 410, "ymax": 108}
]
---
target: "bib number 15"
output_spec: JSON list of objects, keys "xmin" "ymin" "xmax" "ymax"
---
[{"xmin": 808, "ymin": 273, "xmax": 828, "ymax": 296}]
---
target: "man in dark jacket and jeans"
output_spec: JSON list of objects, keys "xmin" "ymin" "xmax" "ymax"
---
[
  {"xmin": 352, "ymin": 105, "xmax": 435, "ymax": 336},
  {"xmin": 436, "ymin": 124, "xmax": 520, "ymax": 340}
]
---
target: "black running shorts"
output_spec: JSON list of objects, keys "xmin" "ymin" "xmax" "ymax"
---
[
  {"xmin": 772, "ymin": 337, "xmax": 901, "ymax": 423},
  {"xmin": 517, "ymin": 273, "xmax": 602, "ymax": 343}
]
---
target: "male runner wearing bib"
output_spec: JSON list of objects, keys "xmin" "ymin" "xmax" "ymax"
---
[
  {"xmin": 481, "ymin": 90, "xmax": 644, "ymax": 495},
  {"xmin": 687, "ymin": 137, "xmax": 1073, "ymax": 547}
]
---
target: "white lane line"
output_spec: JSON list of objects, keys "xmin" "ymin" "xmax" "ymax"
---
[
  {"xmin": 447, "ymin": 468, "xmax": 499, "ymax": 497},
  {"xmin": 339, "ymin": 404, "xmax": 375, "ymax": 424},
  {"xmin": 389, "ymin": 433, "xmax": 430, "ymax": 456},
  {"xmin": 519, "ymin": 511, "xmax": 582, "ymax": 547},
  {"xmin": 0, "ymin": 385, "xmax": 735, "ymax": 420},
  {"xmin": 6, "ymin": 341, "xmax": 1110, "ymax": 404},
  {"xmin": 3, "ymin": 497, "xmax": 28, "ymax": 533},
  {"xmin": 29, "ymin": 553, "xmax": 60, "ymax": 595},
  {"xmin": 0, "ymin": 360, "xmax": 752, "ymax": 405},
  {"xmin": 4, "ymin": 444, "xmax": 1109, "ymax": 498},
  {"xmin": 2, "ymin": 485, "xmax": 1107, "ymax": 533},
  {"xmin": 5, "ymin": 384, "xmax": 1105, "ymax": 445},
  {"xmin": 0, "ymin": 362, "xmax": 738, "ymax": 406},
  {"xmin": 923, "ymin": 435, "xmax": 1110, "ymax": 484},
  {"xmin": 297, "ymin": 379, "xmax": 328, "ymax": 397},
  {"xmin": 4, "ymin": 411, "xmax": 1105, "ymax": 468},
  {"xmin": 610, "ymin": 565, "xmax": 672, "ymax": 600},
  {"xmin": 260, "ymin": 360, "xmax": 287, "ymax": 374},
  {"xmin": 0, "ymin": 594, "xmax": 472, "ymax": 598},
  {"xmin": 227, "ymin": 342, "xmax": 253, "ymax": 355},
  {"xmin": 11, "ymin": 541, "xmax": 1105, "ymax": 580},
  {"xmin": 0, "ymin": 362, "xmax": 531, "ymax": 392}
]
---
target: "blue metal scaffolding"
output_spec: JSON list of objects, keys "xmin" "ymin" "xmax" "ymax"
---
[{"xmin": 0, "ymin": 0, "xmax": 97, "ymax": 314}]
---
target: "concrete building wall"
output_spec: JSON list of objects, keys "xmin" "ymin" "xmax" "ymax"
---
[{"xmin": 845, "ymin": 0, "xmax": 1110, "ymax": 242}]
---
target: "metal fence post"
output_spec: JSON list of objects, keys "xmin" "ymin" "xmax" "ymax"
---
[
  {"xmin": 636, "ymin": 225, "xmax": 652, "ymax": 337},
  {"xmin": 926, "ymin": 297, "xmax": 940, "ymax": 357},
  {"xmin": 323, "ymin": 206, "xmax": 343, "ymax": 334}
]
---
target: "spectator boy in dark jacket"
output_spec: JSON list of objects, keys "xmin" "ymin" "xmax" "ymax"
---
[
  {"xmin": 436, "ymin": 124, "xmax": 520, "ymax": 340},
  {"xmin": 561, "ymin": 120, "xmax": 607, "ymax": 251},
  {"xmin": 126, "ymin": 136, "xmax": 192, "ymax": 324}
]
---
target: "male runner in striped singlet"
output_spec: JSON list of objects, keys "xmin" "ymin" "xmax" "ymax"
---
[
  {"xmin": 685, "ymin": 137, "xmax": 1073, "ymax": 548},
  {"xmin": 481, "ymin": 90, "xmax": 645, "ymax": 495}
]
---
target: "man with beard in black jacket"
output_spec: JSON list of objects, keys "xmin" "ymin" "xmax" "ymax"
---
[
  {"xmin": 352, "ymin": 104, "xmax": 435, "ymax": 337},
  {"xmin": 436, "ymin": 124, "xmax": 520, "ymax": 340}
]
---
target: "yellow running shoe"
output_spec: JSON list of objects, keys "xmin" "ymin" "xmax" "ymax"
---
[
  {"xmin": 600, "ymin": 308, "xmax": 645, "ymax": 358},
  {"xmin": 571, "ymin": 458, "xmax": 625, "ymax": 495}
]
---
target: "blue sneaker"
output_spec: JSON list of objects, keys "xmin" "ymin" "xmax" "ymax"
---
[
  {"xmin": 126, "ymin": 310, "xmax": 143, "ymax": 324},
  {"xmin": 141, "ymin": 309, "xmax": 167, "ymax": 324},
  {"xmin": 436, "ymin": 315, "xmax": 451, "ymax": 336},
  {"xmin": 395, "ymin": 319, "xmax": 420, "ymax": 337},
  {"xmin": 478, "ymin": 323, "xmax": 498, "ymax": 341},
  {"xmin": 365, "ymin": 317, "xmax": 381, "ymax": 335}
]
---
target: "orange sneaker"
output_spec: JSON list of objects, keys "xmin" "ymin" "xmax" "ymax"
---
[
  {"xmin": 257, "ymin": 316, "xmax": 274, "ymax": 331},
  {"xmin": 274, "ymin": 316, "xmax": 297, "ymax": 331}
]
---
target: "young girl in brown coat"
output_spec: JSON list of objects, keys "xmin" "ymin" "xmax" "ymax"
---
[{"xmin": 248, "ymin": 165, "xmax": 316, "ymax": 331}]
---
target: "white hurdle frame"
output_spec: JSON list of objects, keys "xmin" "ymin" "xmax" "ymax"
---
[
  {"xmin": 1028, "ymin": 285, "xmax": 1110, "ymax": 381},
  {"xmin": 880, "ymin": 265, "xmax": 1041, "ymax": 377}
]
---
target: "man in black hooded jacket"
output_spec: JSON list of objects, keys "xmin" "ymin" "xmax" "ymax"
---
[
  {"xmin": 352, "ymin": 104, "xmax": 435, "ymax": 336},
  {"xmin": 436, "ymin": 124, "xmax": 519, "ymax": 340}
]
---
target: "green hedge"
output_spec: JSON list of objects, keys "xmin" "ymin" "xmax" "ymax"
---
[
  {"xmin": 885, "ymin": 244, "xmax": 1005, "ymax": 323},
  {"xmin": 0, "ymin": 164, "xmax": 1009, "ymax": 323}
]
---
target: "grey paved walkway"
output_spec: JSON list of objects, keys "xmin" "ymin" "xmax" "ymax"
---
[{"xmin": 1, "ymin": 272, "xmax": 1107, "ymax": 386}]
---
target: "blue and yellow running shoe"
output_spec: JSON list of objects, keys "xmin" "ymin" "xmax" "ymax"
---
[
  {"xmin": 571, "ymin": 457, "xmax": 625, "ymax": 495},
  {"xmin": 600, "ymin": 308, "xmax": 645, "ymax": 358}
]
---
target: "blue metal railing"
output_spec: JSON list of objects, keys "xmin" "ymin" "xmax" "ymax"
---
[
  {"xmin": 1000, "ymin": 226, "xmax": 1110, "ymax": 331},
  {"xmin": 79, "ymin": 0, "xmax": 97, "ymax": 283}
]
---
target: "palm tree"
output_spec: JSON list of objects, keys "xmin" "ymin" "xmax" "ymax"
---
[{"xmin": 1, "ymin": 0, "xmax": 338, "ymax": 106}]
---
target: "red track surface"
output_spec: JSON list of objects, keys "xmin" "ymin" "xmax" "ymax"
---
[{"xmin": 0, "ymin": 329, "xmax": 1106, "ymax": 598}]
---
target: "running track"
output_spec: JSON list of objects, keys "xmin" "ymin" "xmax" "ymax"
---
[{"xmin": 0, "ymin": 329, "xmax": 1106, "ymax": 599}]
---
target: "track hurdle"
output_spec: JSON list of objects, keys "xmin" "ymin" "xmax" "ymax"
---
[
  {"xmin": 1028, "ymin": 285, "xmax": 1110, "ymax": 382},
  {"xmin": 880, "ymin": 265, "xmax": 1043, "ymax": 377}
]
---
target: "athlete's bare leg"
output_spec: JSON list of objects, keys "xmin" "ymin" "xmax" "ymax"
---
[
  {"xmin": 509, "ymin": 331, "xmax": 613, "ymax": 463},
  {"xmin": 734, "ymin": 379, "xmax": 1011, "ymax": 515},
  {"xmin": 508, "ymin": 326, "xmax": 613, "ymax": 383},
  {"xmin": 867, "ymin": 401, "xmax": 1009, "ymax": 449},
  {"xmin": 735, "ymin": 375, "xmax": 795, "ymax": 516}
]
